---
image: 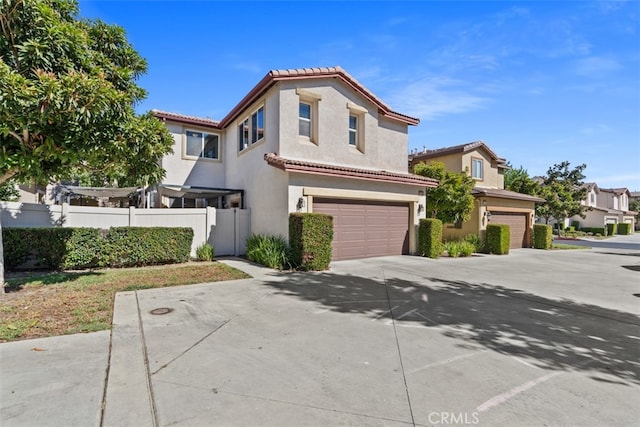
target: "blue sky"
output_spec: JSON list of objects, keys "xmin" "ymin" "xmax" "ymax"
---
[{"xmin": 79, "ymin": 1, "xmax": 640, "ymax": 190}]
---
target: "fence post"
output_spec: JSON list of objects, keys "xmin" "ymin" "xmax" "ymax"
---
[
  {"xmin": 206, "ymin": 207, "xmax": 216, "ymax": 245},
  {"xmin": 129, "ymin": 206, "xmax": 136, "ymax": 226},
  {"xmin": 60, "ymin": 202, "xmax": 69, "ymax": 227},
  {"xmin": 234, "ymin": 208, "xmax": 240, "ymax": 256}
]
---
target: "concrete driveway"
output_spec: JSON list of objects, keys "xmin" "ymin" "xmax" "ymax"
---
[{"xmin": 2, "ymin": 242, "xmax": 639, "ymax": 426}]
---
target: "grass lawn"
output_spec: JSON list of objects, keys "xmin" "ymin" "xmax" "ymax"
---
[
  {"xmin": 552, "ymin": 243, "xmax": 591, "ymax": 250},
  {"xmin": 0, "ymin": 262, "xmax": 250, "ymax": 342}
]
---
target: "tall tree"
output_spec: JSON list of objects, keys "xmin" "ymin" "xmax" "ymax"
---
[
  {"xmin": 536, "ymin": 161, "xmax": 588, "ymax": 233},
  {"xmin": 504, "ymin": 163, "xmax": 541, "ymax": 196},
  {"xmin": 414, "ymin": 161, "xmax": 475, "ymax": 224},
  {"xmin": 0, "ymin": 0, "xmax": 174, "ymax": 288}
]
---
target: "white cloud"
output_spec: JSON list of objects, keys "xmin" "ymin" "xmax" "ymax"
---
[
  {"xmin": 574, "ymin": 57, "xmax": 622, "ymax": 77},
  {"xmin": 389, "ymin": 76, "xmax": 490, "ymax": 120}
]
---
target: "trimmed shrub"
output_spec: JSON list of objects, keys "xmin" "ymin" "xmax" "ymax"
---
[
  {"xmin": 3, "ymin": 227, "xmax": 193, "ymax": 270},
  {"xmin": 102, "ymin": 227, "xmax": 193, "ymax": 267},
  {"xmin": 581, "ymin": 227, "xmax": 606, "ymax": 236},
  {"xmin": 533, "ymin": 224, "xmax": 552, "ymax": 249},
  {"xmin": 245, "ymin": 234, "xmax": 291, "ymax": 269},
  {"xmin": 486, "ymin": 224, "xmax": 510, "ymax": 255},
  {"xmin": 606, "ymin": 223, "xmax": 617, "ymax": 236},
  {"xmin": 195, "ymin": 243, "xmax": 215, "ymax": 261},
  {"xmin": 418, "ymin": 218, "xmax": 442, "ymax": 258},
  {"xmin": 617, "ymin": 223, "xmax": 632, "ymax": 235},
  {"xmin": 289, "ymin": 213, "xmax": 333, "ymax": 271}
]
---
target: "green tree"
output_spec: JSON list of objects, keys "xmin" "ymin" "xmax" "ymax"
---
[
  {"xmin": 0, "ymin": 0, "xmax": 174, "ymax": 288},
  {"xmin": 629, "ymin": 199, "xmax": 640, "ymax": 228},
  {"xmin": 504, "ymin": 163, "xmax": 540, "ymax": 196},
  {"xmin": 536, "ymin": 162, "xmax": 588, "ymax": 234},
  {"xmin": 0, "ymin": 179, "xmax": 20, "ymax": 201},
  {"xmin": 414, "ymin": 161, "xmax": 475, "ymax": 224}
]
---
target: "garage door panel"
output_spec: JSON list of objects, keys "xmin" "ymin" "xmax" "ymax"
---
[
  {"xmin": 314, "ymin": 198, "xmax": 409, "ymax": 261},
  {"xmin": 490, "ymin": 212, "xmax": 528, "ymax": 248}
]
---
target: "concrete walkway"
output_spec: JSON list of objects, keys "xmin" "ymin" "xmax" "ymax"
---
[{"xmin": 2, "ymin": 242, "xmax": 639, "ymax": 426}]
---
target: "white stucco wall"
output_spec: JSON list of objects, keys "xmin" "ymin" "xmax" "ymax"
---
[{"xmin": 276, "ymin": 80, "xmax": 410, "ymax": 173}]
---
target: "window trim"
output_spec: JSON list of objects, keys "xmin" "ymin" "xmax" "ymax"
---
[
  {"xmin": 471, "ymin": 157, "xmax": 484, "ymax": 181},
  {"xmin": 296, "ymin": 88, "xmax": 321, "ymax": 144},
  {"xmin": 237, "ymin": 104, "xmax": 265, "ymax": 153},
  {"xmin": 183, "ymin": 127, "xmax": 221, "ymax": 161},
  {"xmin": 347, "ymin": 102, "xmax": 366, "ymax": 153}
]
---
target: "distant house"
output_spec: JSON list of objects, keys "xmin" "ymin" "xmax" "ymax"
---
[
  {"xmin": 409, "ymin": 141, "xmax": 543, "ymax": 248},
  {"xmin": 567, "ymin": 184, "xmax": 637, "ymax": 230}
]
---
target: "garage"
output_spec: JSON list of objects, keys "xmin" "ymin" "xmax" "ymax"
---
[
  {"xmin": 489, "ymin": 212, "xmax": 528, "ymax": 248},
  {"xmin": 313, "ymin": 198, "xmax": 410, "ymax": 261}
]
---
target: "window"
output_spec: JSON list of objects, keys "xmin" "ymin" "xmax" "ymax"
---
[
  {"xmin": 349, "ymin": 115, "xmax": 358, "ymax": 146},
  {"xmin": 238, "ymin": 105, "xmax": 265, "ymax": 152},
  {"xmin": 185, "ymin": 130, "xmax": 219, "ymax": 160},
  {"xmin": 251, "ymin": 106, "xmax": 264, "ymax": 144},
  {"xmin": 299, "ymin": 102, "xmax": 312, "ymax": 138},
  {"xmin": 590, "ymin": 193, "xmax": 595, "ymax": 205},
  {"xmin": 471, "ymin": 158, "xmax": 483, "ymax": 180},
  {"xmin": 296, "ymin": 88, "xmax": 321, "ymax": 143},
  {"xmin": 238, "ymin": 118, "xmax": 249, "ymax": 151}
]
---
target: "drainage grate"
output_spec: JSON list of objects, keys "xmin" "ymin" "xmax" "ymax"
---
[
  {"xmin": 633, "ymin": 294, "xmax": 640, "ymax": 298},
  {"xmin": 150, "ymin": 307, "xmax": 174, "ymax": 315}
]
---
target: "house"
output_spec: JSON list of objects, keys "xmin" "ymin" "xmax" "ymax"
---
[
  {"xmin": 409, "ymin": 141, "xmax": 543, "ymax": 248},
  {"xmin": 568, "ymin": 184, "xmax": 637, "ymax": 230},
  {"xmin": 152, "ymin": 67, "xmax": 437, "ymax": 260}
]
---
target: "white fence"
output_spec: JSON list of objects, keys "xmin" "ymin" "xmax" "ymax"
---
[{"xmin": 0, "ymin": 202, "xmax": 250, "ymax": 257}]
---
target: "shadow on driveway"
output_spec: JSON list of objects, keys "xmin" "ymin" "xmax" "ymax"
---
[{"xmin": 264, "ymin": 270, "xmax": 640, "ymax": 386}]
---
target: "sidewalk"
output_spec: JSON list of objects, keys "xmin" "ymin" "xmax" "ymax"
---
[{"xmin": 0, "ymin": 258, "xmax": 273, "ymax": 427}]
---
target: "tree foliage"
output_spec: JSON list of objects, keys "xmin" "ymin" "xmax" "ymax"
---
[
  {"xmin": 0, "ymin": 0, "xmax": 173, "ymax": 187},
  {"xmin": 0, "ymin": 179, "xmax": 19, "ymax": 201},
  {"xmin": 414, "ymin": 161, "xmax": 475, "ymax": 224},
  {"xmin": 504, "ymin": 163, "xmax": 540, "ymax": 196},
  {"xmin": 0, "ymin": 0, "xmax": 174, "ymax": 288},
  {"xmin": 536, "ymin": 161, "xmax": 588, "ymax": 230}
]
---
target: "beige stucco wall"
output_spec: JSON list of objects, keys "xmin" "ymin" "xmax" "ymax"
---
[
  {"xmin": 277, "ymin": 80, "xmax": 410, "ymax": 174},
  {"xmin": 413, "ymin": 153, "xmax": 461, "ymax": 175},
  {"xmin": 460, "ymin": 150, "xmax": 504, "ymax": 189},
  {"xmin": 161, "ymin": 122, "xmax": 227, "ymax": 188}
]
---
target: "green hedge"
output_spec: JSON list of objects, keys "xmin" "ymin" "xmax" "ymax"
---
[
  {"xmin": 2, "ymin": 227, "xmax": 193, "ymax": 270},
  {"xmin": 617, "ymin": 223, "xmax": 631, "ymax": 235},
  {"xmin": 289, "ymin": 213, "xmax": 333, "ymax": 271},
  {"xmin": 606, "ymin": 223, "xmax": 617, "ymax": 236},
  {"xmin": 486, "ymin": 224, "xmax": 510, "ymax": 255},
  {"xmin": 418, "ymin": 218, "xmax": 442, "ymax": 258},
  {"xmin": 580, "ymin": 227, "xmax": 607, "ymax": 236},
  {"xmin": 533, "ymin": 224, "xmax": 552, "ymax": 249}
]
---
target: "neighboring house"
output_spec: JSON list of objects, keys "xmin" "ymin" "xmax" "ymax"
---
[
  {"xmin": 567, "ymin": 184, "xmax": 637, "ymax": 230},
  {"xmin": 153, "ymin": 67, "xmax": 437, "ymax": 260},
  {"xmin": 409, "ymin": 141, "xmax": 543, "ymax": 248}
]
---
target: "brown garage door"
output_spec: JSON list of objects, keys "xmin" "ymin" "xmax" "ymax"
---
[
  {"xmin": 313, "ymin": 198, "xmax": 410, "ymax": 261},
  {"xmin": 490, "ymin": 212, "xmax": 528, "ymax": 248}
]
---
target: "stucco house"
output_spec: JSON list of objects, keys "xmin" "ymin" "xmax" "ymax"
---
[
  {"xmin": 409, "ymin": 141, "xmax": 543, "ymax": 248},
  {"xmin": 152, "ymin": 67, "xmax": 437, "ymax": 260},
  {"xmin": 568, "ymin": 184, "xmax": 637, "ymax": 230}
]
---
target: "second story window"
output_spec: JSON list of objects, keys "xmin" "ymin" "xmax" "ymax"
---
[
  {"xmin": 251, "ymin": 106, "xmax": 264, "ymax": 144},
  {"xmin": 185, "ymin": 130, "xmax": 219, "ymax": 160},
  {"xmin": 238, "ymin": 118, "xmax": 249, "ymax": 151},
  {"xmin": 590, "ymin": 193, "xmax": 595, "ymax": 205},
  {"xmin": 471, "ymin": 158, "xmax": 483, "ymax": 180},
  {"xmin": 348, "ymin": 115, "xmax": 358, "ymax": 146},
  {"xmin": 299, "ymin": 102, "xmax": 312, "ymax": 138}
]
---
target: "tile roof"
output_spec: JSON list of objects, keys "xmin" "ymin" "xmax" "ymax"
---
[
  {"xmin": 152, "ymin": 110, "xmax": 220, "ymax": 128},
  {"xmin": 409, "ymin": 141, "xmax": 508, "ymax": 167},
  {"xmin": 264, "ymin": 153, "xmax": 438, "ymax": 187},
  {"xmin": 472, "ymin": 187, "xmax": 545, "ymax": 203},
  {"xmin": 600, "ymin": 187, "xmax": 631, "ymax": 196},
  {"xmin": 220, "ymin": 66, "xmax": 419, "ymax": 127}
]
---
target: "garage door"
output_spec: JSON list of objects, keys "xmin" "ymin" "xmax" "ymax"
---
[
  {"xmin": 490, "ymin": 212, "xmax": 528, "ymax": 248},
  {"xmin": 313, "ymin": 198, "xmax": 410, "ymax": 261}
]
